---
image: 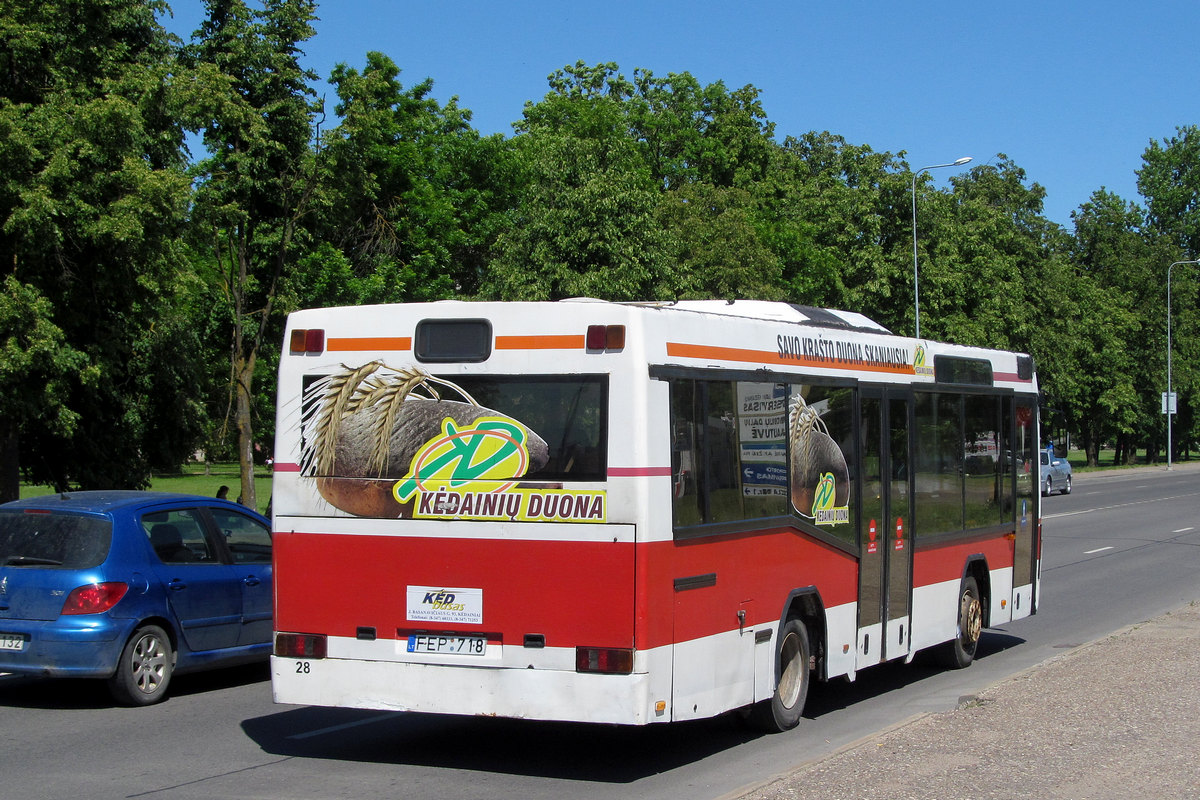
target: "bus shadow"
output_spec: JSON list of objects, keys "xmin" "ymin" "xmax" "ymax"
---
[
  {"xmin": 241, "ymin": 631, "xmax": 1026, "ymax": 783},
  {"xmin": 242, "ymin": 706, "xmax": 759, "ymax": 783}
]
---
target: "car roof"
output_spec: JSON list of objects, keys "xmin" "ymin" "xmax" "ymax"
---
[{"xmin": 0, "ymin": 491, "xmax": 268, "ymax": 522}]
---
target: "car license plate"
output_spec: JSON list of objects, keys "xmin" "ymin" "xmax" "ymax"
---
[
  {"xmin": 0, "ymin": 633, "xmax": 26, "ymax": 652},
  {"xmin": 407, "ymin": 634, "xmax": 486, "ymax": 656}
]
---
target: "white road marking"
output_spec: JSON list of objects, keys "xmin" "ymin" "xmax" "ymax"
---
[
  {"xmin": 1084, "ymin": 546, "xmax": 1114, "ymax": 554},
  {"xmin": 1173, "ymin": 527, "xmax": 1195, "ymax": 534},
  {"xmin": 288, "ymin": 712, "xmax": 396, "ymax": 740},
  {"xmin": 1043, "ymin": 491, "xmax": 1200, "ymax": 519}
]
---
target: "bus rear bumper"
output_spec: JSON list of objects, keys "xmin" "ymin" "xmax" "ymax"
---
[{"xmin": 270, "ymin": 654, "xmax": 661, "ymax": 725}]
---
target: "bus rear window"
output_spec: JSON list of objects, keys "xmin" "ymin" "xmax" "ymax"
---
[
  {"xmin": 449, "ymin": 376, "xmax": 608, "ymax": 481},
  {"xmin": 415, "ymin": 319, "xmax": 492, "ymax": 363}
]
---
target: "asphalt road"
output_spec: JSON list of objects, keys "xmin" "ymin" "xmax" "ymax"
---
[{"xmin": 2, "ymin": 464, "xmax": 1198, "ymax": 800}]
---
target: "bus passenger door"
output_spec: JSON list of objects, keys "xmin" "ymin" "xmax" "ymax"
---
[
  {"xmin": 857, "ymin": 390, "xmax": 913, "ymax": 669},
  {"xmin": 884, "ymin": 394, "xmax": 913, "ymax": 661},
  {"xmin": 1011, "ymin": 398, "xmax": 1039, "ymax": 616}
]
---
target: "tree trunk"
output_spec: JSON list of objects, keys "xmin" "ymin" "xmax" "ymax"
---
[
  {"xmin": 0, "ymin": 421, "xmax": 19, "ymax": 503},
  {"xmin": 235, "ymin": 355, "xmax": 257, "ymax": 510}
]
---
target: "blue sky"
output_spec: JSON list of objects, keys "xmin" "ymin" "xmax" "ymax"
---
[{"xmin": 162, "ymin": 0, "xmax": 1199, "ymax": 227}]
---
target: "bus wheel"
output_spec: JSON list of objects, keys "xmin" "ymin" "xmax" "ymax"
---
[
  {"xmin": 747, "ymin": 618, "xmax": 810, "ymax": 732},
  {"xmin": 935, "ymin": 577, "xmax": 982, "ymax": 669}
]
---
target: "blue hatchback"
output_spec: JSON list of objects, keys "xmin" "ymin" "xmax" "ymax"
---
[{"xmin": 0, "ymin": 491, "xmax": 272, "ymax": 705}]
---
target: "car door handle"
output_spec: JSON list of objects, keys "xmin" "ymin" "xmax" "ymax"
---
[
  {"xmin": 168, "ymin": 579, "xmax": 188, "ymax": 591},
  {"xmin": 243, "ymin": 575, "xmax": 261, "ymax": 587}
]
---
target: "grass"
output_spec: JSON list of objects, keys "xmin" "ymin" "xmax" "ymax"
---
[
  {"xmin": 19, "ymin": 462, "xmax": 275, "ymax": 517},
  {"xmin": 1063, "ymin": 447, "xmax": 1197, "ymax": 472}
]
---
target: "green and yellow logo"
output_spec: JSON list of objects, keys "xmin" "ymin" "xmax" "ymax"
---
[
  {"xmin": 913, "ymin": 344, "xmax": 934, "ymax": 377},
  {"xmin": 394, "ymin": 416, "xmax": 529, "ymax": 502},
  {"xmin": 813, "ymin": 471, "xmax": 849, "ymax": 525}
]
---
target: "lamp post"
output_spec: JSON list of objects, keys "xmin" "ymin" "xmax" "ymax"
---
[
  {"xmin": 1166, "ymin": 258, "xmax": 1200, "ymax": 470},
  {"xmin": 911, "ymin": 156, "xmax": 972, "ymax": 339}
]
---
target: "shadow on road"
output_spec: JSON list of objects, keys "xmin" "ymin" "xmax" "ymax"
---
[
  {"xmin": 241, "ymin": 630, "xmax": 1025, "ymax": 783},
  {"xmin": 0, "ymin": 660, "xmax": 270, "ymax": 710}
]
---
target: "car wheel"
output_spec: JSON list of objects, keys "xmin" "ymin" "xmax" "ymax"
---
[
  {"xmin": 1062, "ymin": 475, "xmax": 1072, "ymax": 495},
  {"xmin": 107, "ymin": 624, "xmax": 174, "ymax": 706},
  {"xmin": 1042, "ymin": 476, "xmax": 1051, "ymax": 496}
]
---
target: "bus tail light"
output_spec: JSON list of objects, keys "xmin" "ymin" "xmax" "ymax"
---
[
  {"xmin": 586, "ymin": 325, "xmax": 625, "ymax": 351},
  {"xmin": 275, "ymin": 632, "xmax": 327, "ymax": 659},
  {"xmin": 289, "ymin": 328, "xmax": 325, "ymax": 354},
  {"xmin": 576, "ymin": 646, "xmax": 633, "ymax": 674}
]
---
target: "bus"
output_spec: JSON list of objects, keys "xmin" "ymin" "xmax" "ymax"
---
[{"xmin": 270, "ymin": 299, "xmax": 1041, "ymax": 731}]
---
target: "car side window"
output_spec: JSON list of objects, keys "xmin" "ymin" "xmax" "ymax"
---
[
  {"xmin": 210, "ymin": 508, "xmax": 272, "ymax": 564},
  {"xmin": 141, "ymin": 509, "xmax": 218, "ymax": 564}
]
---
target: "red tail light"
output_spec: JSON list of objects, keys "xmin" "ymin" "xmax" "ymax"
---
[
  {"xmin": 61, "ymin": 582, "xmax": 128, "ymax": 615},
  {"xmin": 275, "ymin": 632, "xmax": 327, "ymax": 658},
  {"xmin": 576, "ymin": 646, "xmax": 633, "ymax": 674},
  {"xmin": 585, "ymin": 325, "xmax": 625, "ymax": 351},
  {"xmin": 289, "ymin": 328, "xmax": 325, "ymax": 354}
]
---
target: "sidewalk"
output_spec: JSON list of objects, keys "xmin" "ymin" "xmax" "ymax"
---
[{"xmin": 738, "ymin": 601, "xmax": 1200, "ymax": 800}]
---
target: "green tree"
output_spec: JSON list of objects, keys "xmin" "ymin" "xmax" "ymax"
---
[
  {"xmin": 1138, "ymin": 125, "xmax": 1200, "ymax": 257},
  {"xmin": 755, "ymin": 132, "xmax": 911, "ymax": 316},
  {"xmin": 311, "ymin": 52, "xmax": 504, "ymax": 305},
  {"xmin": 485, "ymin": 65, "xmax": 667, "ymax": 300},
  {"xmin": 0, "ymin": 0, "xmax": 195, "ymax": 497},
  {"xmin": 652, "ymin": 183, "xmax": 784, "ymax": 300},
  {"xmin": 184, "ymin": 0, "xmax": 320, "ymax": 508},
  {"xmin": 1025, "ymin": 190, "xmax": 1163, "ymax": 465},
  {"xmin": 1137, "ymin": 127, "xmax": 1200, "ymax": 460}
]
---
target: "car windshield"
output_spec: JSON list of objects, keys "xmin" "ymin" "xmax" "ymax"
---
[{"xmin": 0, "ymin": 510, "xmax": 112, "ymax": 569}]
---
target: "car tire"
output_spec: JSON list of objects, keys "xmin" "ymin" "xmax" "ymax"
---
[
  {"xmin": 107, "ymin": 624, "xmax": 174, "ymax": 706},
  {"xmin": 1062, "ymin": 475, "xmax": 1072, "ymax": 495},
  {"xmin": 1042, "ymin": 477, "xmax": 1052, "ymax": 497}
]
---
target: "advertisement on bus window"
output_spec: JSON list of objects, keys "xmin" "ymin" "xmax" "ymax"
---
[{"xmin": 299, "ymin": 361, "xmax": 606, "ymax": 522}]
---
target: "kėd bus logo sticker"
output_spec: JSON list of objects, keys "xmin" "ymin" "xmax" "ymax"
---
[
  {"xmin": 392, "ymin": 415, "xmax": 606, "ymax": 523},
  {"xmin": 407, "ymin": 586, "xmax": 483, "ymax": 624}
]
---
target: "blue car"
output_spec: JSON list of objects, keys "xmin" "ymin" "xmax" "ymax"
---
[{"xmin": 0, "ymin": 491, "xmax": 272, "ymax": 705}]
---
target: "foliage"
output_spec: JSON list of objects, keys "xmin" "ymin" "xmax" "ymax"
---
[
  {"xmin": 183, "ymin": 0, "xmax": 320, "ymax": 507},
  {"xmin": 1, "ymin": 2, "xmax": 1198, "ymax": 489},
  {"xmin": 0, "ymin": 0, "xmax": 196, "ymax": 497}
]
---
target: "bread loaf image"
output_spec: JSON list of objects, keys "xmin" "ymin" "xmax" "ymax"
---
[
  {"xmin": 301, "ymin": 362, "xmax": 548, "ymax": 517},
  {"xmin": 788, "ymin": 393, "xmax": 850, "ymax": 518}
]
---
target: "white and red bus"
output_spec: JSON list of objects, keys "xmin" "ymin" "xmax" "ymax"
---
[{"xmin": 270, "ymin": 299, "xmax": 1041, "ymax": 731}]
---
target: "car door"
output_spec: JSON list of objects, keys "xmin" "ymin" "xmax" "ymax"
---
[
  {"xmin": 140, "ymin": 508, "xmax": 242, "ymax": 652},
  {"xmin": 206, "ymin": 506, "xmax": 273, "ymax": 647}
]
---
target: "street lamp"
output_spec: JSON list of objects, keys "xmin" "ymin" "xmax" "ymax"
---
[
  {"xmin": 1166, "ymin": 258, "xmax": 1200, "ymax": 470},
  {"xmin": 911, "ymin": 156, "xmax": 972, "ymax": 339}
]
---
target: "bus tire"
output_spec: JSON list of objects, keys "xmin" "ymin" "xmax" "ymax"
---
[
  {"xmin": 935, "ymin": 576, "xmax": 982, "ymax": 669},
  {"xmin": 107, "ymin": 624, "xmax": 174, "ymax": 706},
  {"xmin": 747, "ymin": 618, "xmax": 810, "ymax": 733}
]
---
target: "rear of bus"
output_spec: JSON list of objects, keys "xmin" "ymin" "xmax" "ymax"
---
[{"xmin": 270, "ymin": 301, "xmax": 653, "ymax": 723}]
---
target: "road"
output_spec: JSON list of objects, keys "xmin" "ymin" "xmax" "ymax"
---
[{"xmin": 2, "ymin": 465, "xmax": 1198, "ymax": 800}]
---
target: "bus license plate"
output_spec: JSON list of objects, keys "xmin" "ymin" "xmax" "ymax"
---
[
  {"xmin": 0, "ymin": 633, "xmax": 26, "ymax": 652},
  {"xmin": 407, "ymin": 634, "xmax": 486, "ymax": 656}
]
